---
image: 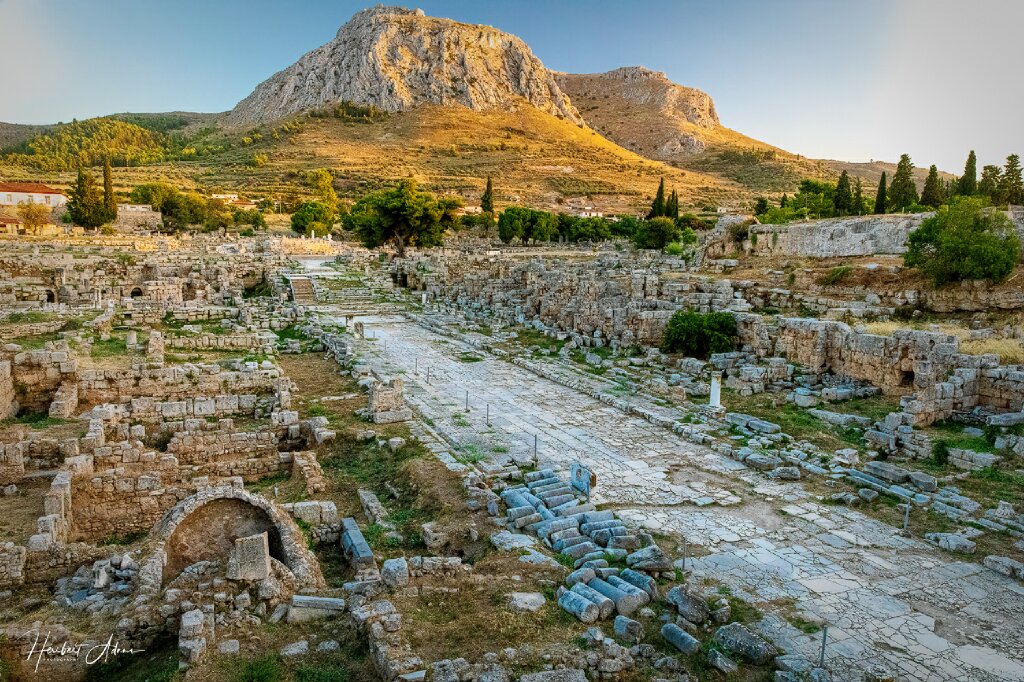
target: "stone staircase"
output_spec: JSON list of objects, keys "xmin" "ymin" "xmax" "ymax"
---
[{"xmin": 289, "ymin": 277, "xmax": 317, "ymax": 306}]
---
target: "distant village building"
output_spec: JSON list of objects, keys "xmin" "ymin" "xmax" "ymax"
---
[
  {"xmin": 575, "ymin": 209, "xmax": 604, "ymax": 218},
  {"xmin": 211, "ymin": 193, "xmax": 257, "ymax": 211},
  {"xmin": 0, "ymin": 210, "xmax": 67, "ymax": 237},
  {"xmin": 0, "ymin": 213, "xmax": 23, "ymax": 235},
  {"xmin": 0, "ymin": 182, "xmax": 68, "ymax": 208}
]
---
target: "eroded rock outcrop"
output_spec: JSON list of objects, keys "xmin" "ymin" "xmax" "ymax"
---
[
  {"xmin": 556, "ymin": 66, "xmax": 720, "ymax": 157},
  {"xmin": 226, "ymin": 6, "xmax": 582, "ymax": 127}
]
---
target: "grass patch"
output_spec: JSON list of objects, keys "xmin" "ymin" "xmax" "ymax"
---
[
  {"xmin": 83, "ymin": 637, "xmax": 181, "ymax": 682},
  {"xmin": 926, "ymin": 420, "xmax": 996, "ymax": 454},
  {"xmin": 724, "ymin": 391, "xmax": 864, "ymax": 451},
  {"xmin": 457, "ymin": 352, "xmax": 484, "ymax": 363},
  {"xmin": 100, "ymin": 530, "xmax": 147, "ymax": 546},
  {"xmin": 961, "ymin": 338, "xmax": 1024, "ymax": 364},
  {"xmin": 91, "ymin": 336, "xmax": 128, "ymax": 358},
  {"xmin": 237, "ymin": 654, "xmax": 283, "ymax": 682},
  {"xmin": 4, "ymin": 412, "xmax": 68, "ymax": 429}
]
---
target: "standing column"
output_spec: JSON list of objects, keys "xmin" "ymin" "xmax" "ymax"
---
[{"xmin": 709, "ymin": 371, "xmax": 722, "ymax": 409}]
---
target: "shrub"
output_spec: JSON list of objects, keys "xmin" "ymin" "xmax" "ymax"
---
[
  {"xmin": 932, "ymin": 439, "xmax": 950, "ymax": 466},
  {"xmin": 662, "ymin": 311, "xmax": 738, "ymax": 359},
  {"xmin": 727, "ymin": 220, "xmax": 751, "ymax": 243},
  {"xmin": 819, "ymin": 265, "xmax": 853, "ymax": 286},
  {"xmin": 632, "ymin": 217, "xmax": 679, "ymax": 249},
  {"xmin": 904, "ymin": 197, "xmax": 1019, "ymax": 285}
]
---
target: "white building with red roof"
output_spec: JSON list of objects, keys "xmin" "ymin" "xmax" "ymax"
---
[{"xmin": 0, "ymin": 182, "xmax": 68, "ymax": 208}]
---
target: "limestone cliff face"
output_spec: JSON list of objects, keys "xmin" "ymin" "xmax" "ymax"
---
[
  {"xmin": 225, "ymin": 6, "xmax": 582, "ymax": 127},
  {"xmin": 556, "ymin": 67, "xmax": 720, "ymax": 157}
]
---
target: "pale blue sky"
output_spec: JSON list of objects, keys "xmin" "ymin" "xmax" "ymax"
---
[{"xmin": 2, "ymin": 0, "xmax": 1021, "ymax": 172}]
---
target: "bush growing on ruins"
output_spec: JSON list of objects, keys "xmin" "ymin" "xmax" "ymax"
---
[
  {"xmin": 904, "ymin": 197, "xmax": 1019, "ymax": 285},
  {"xmin": 662, "ymin": 311, "xmax": 738, "ymax": 359},
  {"xmin": 819, "ymin": 265, "xmax": 853, "ymax": 286},
  {"xmin": 633, "ymin": 217, "xmax": 679, "ymax": 250}
]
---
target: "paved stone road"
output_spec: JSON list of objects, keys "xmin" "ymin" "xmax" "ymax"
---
[{"xmin": 348, "ymin": 313, "xmax": 1024, "ymax": 682}]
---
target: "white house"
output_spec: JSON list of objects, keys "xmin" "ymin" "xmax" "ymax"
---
[{"xmin": 0, "ymin": 182, "xmax": 67, "ymax": 208}]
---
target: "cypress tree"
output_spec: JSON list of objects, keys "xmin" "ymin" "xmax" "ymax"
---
[
  {"xmin": 998, "ymin": 154, "xmax": 1024, "ymax": 206},
  {"xmin": 667, "ymin": 189, "xmax": 679, "ymax": 219},
  {"xmin": 67, "ymin": 167, "xmax": 106, "ymax": 229},
  {"xmin": 853, "ymin": 178, "xmax": 863, "ymax": 215},
  {"xmin": 873, "ymin": 172, "xmax": 887, "ymax": 214},
  {"xmin": 648, "ymin": 178, "xmax": 666, "ymax": 219},
  {"xmin": 780, "ymin": 193, "xmax": 789, "ymax": 208},
  {"xmin": 888, "ymin": 154, "xmax": 919, "ymax": 211},
  {"xmin": 480, "ymin": 175, "xmax": 494, "ymax": 214},
  {"xmin": 834, "ymin": 171, "xmax": 852, "ymax": 215},
  {"xmin": 920, "ymin": 165, "xmax": 944, "ymax": 207},
  {"xmin": 979, "ymin": 165, "xmax": 1002, "ymax": 201},
  {"xmin": 102, "ymin": 157, "xmax": 117, "ymax": 223},
  {"xmin": 957, "ymin": 150, "xmax": 977, "ymax": 196}
]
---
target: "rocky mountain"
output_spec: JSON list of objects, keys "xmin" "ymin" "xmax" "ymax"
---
[
  {"xmin": 557, "ymin": 67, "xmax": 722, "ymax": 157},
  {"xmin": 225, "ymin": 6, "xmax": 581, "ymax": 127}
]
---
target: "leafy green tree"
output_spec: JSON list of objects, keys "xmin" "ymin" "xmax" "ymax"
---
[
  {"xmin": 498, "ymin": 206, "xmax": 529, "ymax": 244},
  {"xmin": 130, "ymin": 182, "xmax": 177, "ymax": 211},
  {"xmin": 677, "ymin": 213, "xmax": 712, "ymax": 231},
  {"xmin": 852, "ymin": 177, "xmax": 864, "ymax": 215},
  {"xmin": 306, "ymin": 169, "xmax": 338, "ymax": 215},
  {"xmin": 232, "ymin": 208, "xmax": 266, "ymax": 229},
  {"xmin": 957, "ymin": 150, "xmax": 977, "ymax": 196},
  {"xmin": 834, "ymin": 171, "xmax": 852, "ymax": 214},
  {"xmin": 888, "ymin": 154, "xmax": 919, "ymax": 211},
  {"xmin": 904, "ymin": 197, "xmax": 1019, "ymax": 285},
  {"xmin": 998, "ymin": 154, "xmax": 1024, "ymax": 205},
  {"xmin": 754, "ymin": 197, "xmax": 769, "ymax": 215},
  {"xmin": 17, "ymin": 202, "xmax": 51, "ymax": 232},
  {"xmin": 102, "ymin": 157, "xmax": 117, "ymax": 223},
  {"xmin": 346, "ymin": 180, "xmax": 461, "ymax": 256},
  {"xmin": 290, "ymin": 201, "xmax": 335, "ymax": 237},
  {"xmin": 161, "ymin": 191, "xmax": 210, "ymax": 231},
  {"xmin": 779, "ymin": 193, "xmax": 789, "ymax": 208},
  {"xmin": 611, "ymin": 215, "xmax": 641, "ymax": 239},
  {"xmin": 661, "ymin": 311, "xmax": 738, "ymax": 359},
  {"xmin": 874, "ymin": 172, "xmax": 887, "ymax": 214},
  {"xmin": 648, "ymin": 178, "xmax": 666, "ymax": 219},
  {"xmin": 633, "ymin": 217, "xmax": 680, "ymax": 250},
  {"xmin": 920, "ymin": 165, "xmax": 944, "ymax": 208},
  {"xmin": 530, "ymin": 210, "xmax": 559, "ymax": 243},
  {"xmin": 67, "ymin": 168, "xmax": 107, "ymax": 229},
  {"xmin": 481, "ymin": 176, "xmax": 494, "ymax": 214},
  {"xmin": 563, "ymin": 216, "xmax": 612, "ymax": 242},
  {"xmin": 978, "ymin": 165, "xmax": 1002, "ymax": 201}
]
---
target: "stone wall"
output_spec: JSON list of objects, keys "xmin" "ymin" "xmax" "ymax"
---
[{"xmin": 748, "ymin": 214, "xmax": 928, "ymax": 257}]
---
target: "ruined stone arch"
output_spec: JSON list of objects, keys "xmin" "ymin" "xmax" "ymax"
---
[
  {"xmin": 154, "ymin": 487, "xmax": 323, "ymax": 588},
  {"xmin": 130, "ymin": 287, "xmax": 143, "ymax": 298},
  {"xmin": 44, "ymin": 289, "xmax": 56, "ymax": 303}
]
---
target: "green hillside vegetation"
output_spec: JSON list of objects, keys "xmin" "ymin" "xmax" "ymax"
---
[{"xmin": 3, "ymin": 118, "xmax": 165, "ymax": 170}]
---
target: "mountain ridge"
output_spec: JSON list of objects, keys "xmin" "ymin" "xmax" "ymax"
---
[{"xmin": 225, "ymin": 6, "xmax": 581, "ymax": 128}]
